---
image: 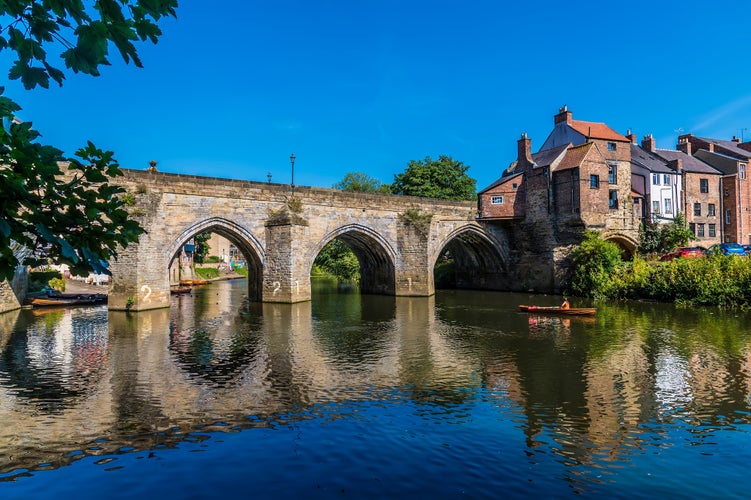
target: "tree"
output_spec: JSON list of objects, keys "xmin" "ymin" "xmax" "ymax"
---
[
  {"xmin": 0, "ymin": 1, "xmax": 178, "ymax": 281},
  {"xmin": 638, "ymin": 213, "xmax": 696, "ymax": 256},
  {"xmin": 192, "ymin": 233, "xmax": 211, "ymax": 264},
  {"xmin": 390, "ymin": 155, "xmax": 476, "ymax": 200},
  {"xmin": 313, "ymin": 239, "xmax": 360, "ymax": 282},
  {"xmin": 333, "ymin": 171, "xmax": 383, "ymax": 193}
]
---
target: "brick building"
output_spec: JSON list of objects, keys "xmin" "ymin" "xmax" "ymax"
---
[
  {"xmin": 678, "ymin": 134, "xmax": 751, "ymax": 244},
  {"xmin": 650, "ymin": 148, "xmax": 722, "ymax": 246}
]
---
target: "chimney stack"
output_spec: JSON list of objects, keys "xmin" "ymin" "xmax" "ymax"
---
[
  {"xmin": 641, "ymin": 134, "xmax": 656, "ymax": 152},
  {"xmin": 732, "ymin": 136, "xmax": 741, "ymax": 143},
  {"xmin": 626, "ymin": 129, "xmax": 637, "ymax": 144},
  {"xmin": 517, "ymin": 132, "xmax": 534, "ymax": 168},
  {"xmin": 677, "ymin": 134, "xmax": 692, "ymax": 155},
  {"xmin": 668, "ymin": 158, "xmax": 683, "ymax": 173},
  {"xmin": 554, "ymin": 105, "xmax": 572, "ymax": 125}
]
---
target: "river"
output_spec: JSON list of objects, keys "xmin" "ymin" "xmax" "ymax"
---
[{"xmin": 1, "ymin": 279, "xmax": 751, "ymax": 498}]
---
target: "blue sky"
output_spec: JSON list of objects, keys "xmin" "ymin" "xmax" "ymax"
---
[{"xmin": 4, "ymin": 0, "xmax": 751, "ymax": 190}]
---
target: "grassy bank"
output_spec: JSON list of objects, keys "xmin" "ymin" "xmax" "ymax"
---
[{"xmin": 566, "ymin": 231, "xmax": 751, "ymax": 308}]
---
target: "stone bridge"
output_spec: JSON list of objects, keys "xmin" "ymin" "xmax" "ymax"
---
[{"xmin": 108, "ymin": 170, "xmax": 512, "ymax": 311}]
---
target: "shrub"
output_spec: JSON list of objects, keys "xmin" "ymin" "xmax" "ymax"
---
[
  {"xmin": 28, "ymin": 270, "xmax": 63, "ymax": 292},
  {"xmin": 565, "ymin": 230, "xmax": 624, "ymax": 298}
]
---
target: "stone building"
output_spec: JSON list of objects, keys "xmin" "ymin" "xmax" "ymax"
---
[{"xmin": 478, "ymin": 107, "xmax": 640, "ymax": 291}]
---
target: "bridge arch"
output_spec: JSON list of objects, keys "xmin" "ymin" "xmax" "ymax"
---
[
  {"xmin": 168, "ymin": 217, "xmax": 265, "ymax": 301},
  {"xmin": 602, "ymin": 232, "xmax": 637, "ymax": 260},
  {"xmin": 311, "ymin": 224, "xmax": 396, "ymax": 295},
  {"xmin": 431, "ymin": 224, "xmax": 509, "ymax": 290}
]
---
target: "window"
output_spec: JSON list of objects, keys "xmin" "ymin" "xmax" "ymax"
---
[
  {"xmin": 690, "ymin": 223, "xmax": 696, "ymax": 235},
  {"xmin": 708, "ymin": 204, "xmax": 716, "ymax": 216},
  {"xmin": 609, "ymin": 189, "xmax": 618, "ymax": 209},
  {"xmin": 694, "ymin": 202, "xmax": 701, "ymax": 216},
  {"xmin": 663, "ymin": 174, "xmax": 670, "ymax": 185},
  {"xmin": 700, "ymin": 178, "xmax": 709, "ymax": 193},
  {"xmin": 652, "ymin": 201, "xmax": 660, "ymax": 213},
  {"xmin": 741, "ymin": 163, "xmax": 747, "ymax": 180},
  {"xmin": 608, "ymin": 164, "xmax": 617, "ymax": 184},
  {"xmin": 652, "ymin": 174, "xmax": 660, "ymax": 185},
  {"xmin": 664, "ymin": 198, "xmax": 672, "ymax": 214},
  {"xmin": 725, "ymin": 210, "xmax": 731, "ymax": 224},
  {"xmin": 697, "ymin": 224, "xmax": 705, "ymax": 237},
  {"xmin": 512, "ymin": 183, "xmax": 518, "ymax": 190},
  {"xmin": 607, "ymin": 142, "xmax": 617, "ymax": 152},
  {"xmin": 491, "ymin": 196, "xmax": 503, "ymax": 205},
  {"xmin": 709, "ymin": 224, "xmax": 716, "ymax": 237},
  {"xmin": 590, "ymin": 175, "xmax": 599, "ymax": 189}
]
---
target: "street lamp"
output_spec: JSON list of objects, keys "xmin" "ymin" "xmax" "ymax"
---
[
  {"xmin": 290, "ymin": 153, "xmax": 296, "ymax": 196},
  {"xmin": 267, "ymin": 172, "xmax": 272, "ymax": 184}
]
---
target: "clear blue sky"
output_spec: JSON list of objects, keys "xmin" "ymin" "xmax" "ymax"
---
[{"xmin": 4, "ymin": 1, "xmax": 751, "ymax": 190}]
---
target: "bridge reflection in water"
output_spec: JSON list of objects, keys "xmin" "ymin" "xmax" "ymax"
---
[{"xmin": 2, "ymin": 280, "xmax": 751, "ymax": 496}]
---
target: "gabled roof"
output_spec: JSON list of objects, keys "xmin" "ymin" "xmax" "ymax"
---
[
  {"xmin": 652, "ymin": 149, "xmax": 721, "ymax": 175},
  {"xmin": 532, "ymin": 143, "xmax": 569, "ymax": 169},
  {"xmin": 694, "ymin": 136, "xmax": 751, "ymax": 161},
  {"xmin": 630, "ymin": 144, "xmax": 673, "ymax": 173},
  {"xmin": 557, "ymin": 143, "xmax": 595, "ymax": 171},
  {"xmin": 478, "ymin": 171, "xmax": 523, "ymax": 194},
  {"xmin": 569, "ymin": 120, "xmax": 629, "ymax": 142}
]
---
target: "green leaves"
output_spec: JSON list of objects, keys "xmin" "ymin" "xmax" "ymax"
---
[
  {"xmin": 390, "ymin": 155, "xmax": 477, "ymax": 200},
  {"xmin": 333, "ymin": 171, "xmax": 383, "ymax": 193},
  {"xmin": 1, "ymin": 0, "xmax": 178, "ymax": 88},
  {"xmin": 0, "ymin": 88, "xmax": 145, "ymax": 281}
]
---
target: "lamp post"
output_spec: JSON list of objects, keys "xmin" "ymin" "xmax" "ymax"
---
[
  {"xmin": 267, "ymin": 172, "xmax": 272, "ymax": 184},
  {"xmin": 290, "ymin": 153, "xmax": 296, "ymax": 196}
]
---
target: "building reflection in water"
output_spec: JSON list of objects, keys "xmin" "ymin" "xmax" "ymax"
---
[{"xmin": 1, "ymin": 284, "xmax": 751, "ymax": 480}]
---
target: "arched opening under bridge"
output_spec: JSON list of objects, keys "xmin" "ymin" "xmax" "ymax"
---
[
  {"xmin": 167, "ymin": 218, "xmax": 264, "ymax": 302},
  {"xmin": 433, "ymin": 227, "xmax": 508, "ymax": 290},
  {"xmin": 311, "ymin": 225, "xmax": 395, "ymax": 296}
]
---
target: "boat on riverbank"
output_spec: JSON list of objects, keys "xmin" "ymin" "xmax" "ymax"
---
[
  {"xmin": 25, "ymin": 293, "xmax": 108, "ymax": 307},
  {"xmin": 179, "ymin": 279, "xmax": 210, "ymax": 286},
  {"xmin": 519, "ymin": 305, "xmax": 596, "ymax": 316},
  {"xmin": 170, "ymin": 286, "xmax": 192, "ymax": 295}
]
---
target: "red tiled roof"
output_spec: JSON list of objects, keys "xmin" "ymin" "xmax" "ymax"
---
[
  {"xmin": 569, "ymin": 120, "xmax": 628, "ymax": 142},
  {"xmin": 557, "ymin": 143, "xmax": 594, "ymax": 171}
]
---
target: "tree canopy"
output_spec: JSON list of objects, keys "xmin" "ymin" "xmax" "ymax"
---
[
  {"xmin": 333, "ymin": 171, "xmax": 384, "ymax": 193},
  {"xmin": 0, "ymin": 1, "xmax": 178, "ymax": 281},
  {"xmin": 390, "ymin": 155, "xmax": 476, "ymax": 201}
]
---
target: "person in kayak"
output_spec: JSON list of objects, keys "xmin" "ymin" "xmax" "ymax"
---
[{"xmin": 561, "ymin": 298, "xmax": 570, "ymax": 310}]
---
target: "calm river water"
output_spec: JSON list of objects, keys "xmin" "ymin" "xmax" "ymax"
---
[{"xmin": 2, "ymin": 279, "xmax": 751, "ymax": 498}]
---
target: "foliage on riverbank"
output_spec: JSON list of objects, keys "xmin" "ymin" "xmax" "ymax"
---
[
  {"xmin": 312, "ymin": 240, "xmax": 360, "ymax": 283},
  {"xmin": 28, "ymin": 271, "xmax": 65, "ymax": 292},
  {"xmin": 566, "ymin": 230, "xmax": 751, "ymax": 308}
]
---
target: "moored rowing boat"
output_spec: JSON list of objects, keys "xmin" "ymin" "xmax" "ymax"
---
[{"xmin": 519, "ymin": 305, "xmax": 596, "ymax": 316}]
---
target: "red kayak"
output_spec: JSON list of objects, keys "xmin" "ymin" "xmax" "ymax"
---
[{"xmin": 519, "ymin": 305, "xmax": 596, "ymax": 316}]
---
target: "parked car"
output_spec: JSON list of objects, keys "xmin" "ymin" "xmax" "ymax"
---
[
  {"xmin": 706, "ymin": 243, "xmax": 747, "ymax": 256},
  {"xmin": 660, "ymin": 247, "xmax": 704, "ymax": 261},
  {"xmin": 744, "ymin": 245, "xmax": 751, "ymax": 256}
]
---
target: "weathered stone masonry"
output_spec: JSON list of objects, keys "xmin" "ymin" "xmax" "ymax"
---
[{"xmin": 106, "ymin": 169, "xmax": 508, "ymax": 311}]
